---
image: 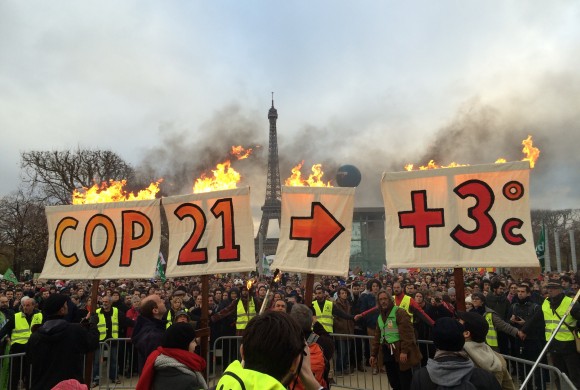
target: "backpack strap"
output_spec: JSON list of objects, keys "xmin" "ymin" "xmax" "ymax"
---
[{"xmin": 219, "ymin": 371, "xmax": 247, "ymax": 390}]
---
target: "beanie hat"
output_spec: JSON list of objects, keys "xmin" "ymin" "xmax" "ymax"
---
[
  {"xmin": 43, "ymin": 294, "xmax": 68, "ymax": 317},
  {"xmin": 162, "ymin": 322, "xmax": 196, "ymax": 350},
  {"xmin": 432, "ymin": 317, "xmax": 465, "ymax": 352},
  {"xmin": 457, "ymin": 311, "xmax": 489, "ymax": 343}
]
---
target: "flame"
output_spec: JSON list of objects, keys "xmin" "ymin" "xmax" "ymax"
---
[
  {"xmin": 404, "ymin": 136, "xmax": 540, "ymax": 171},
  {"xmin": 274, "ymin": 272, "xmax": 281, "ymax": 283},
  {"xmin": 521, "ymin": 135, "xmax": 540, "ymax": 168},
  {"xmin": 72, "ymin": 179, "xmax": 162, "ymax": 205},
  {"xmin": 284, "ymin": 161, "xmax": 333, "ymax": 187},
  {"xmin": 246, "ymin": 279, "xmax": 254, "ymax": 290},
  {"xmin": 231, "ymin": 145, "xmax": 253, "ymax": 160},
  {"xmin": 193, "ymin": 146, "xmax": 253, "ymax": 193}
]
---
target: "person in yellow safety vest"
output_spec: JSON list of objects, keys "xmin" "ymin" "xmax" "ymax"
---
[
  {"xmin": 91, "ymin": 295, "xmax": 131, "ymax": 386},
  {"xmin": 165, "ymin": 295, "xmax": 187, "ymax": 328},
  {"xmin": 0, "ymin": 296, "xmax": 41, "ymax": 389},
  {"xmin": 370, "ymin": 290, "xmax": 422, "ymax": 390},
  {"xmin": 392, "ymin": 282, "xmax": 435, "ymax": 327},
  {"xmin": 236, "ymin": 284, "xmax": 259, "ymax": 335},
  {"xmin": 469, "ymin": 292, "xmax": 525, "ymax": 352},
  {"xmin": 311, "ymin": 286, "xmax": 360, "ymax": 333},
  {"xmin": 217, "ymin": 311, "xmax": 327, "ymax": 390},
  {"xmin": 542, "ymin": 280, "xmax": 580, "ymax": 388}
]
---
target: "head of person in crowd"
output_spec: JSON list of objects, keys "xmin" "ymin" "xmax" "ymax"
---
[
  {"xmin": 366, "ymin": 278, "xmax": 382, "ymax": 295},
  {"xmin": 240, "ymin": 311, "xmax": 305, "ymax": 386},
  {"xmin": 273, "ymin": 299, "xmax": 287, "ymax": 313},
  {"xmin": 414, "ymin": 291, "xmax": 425, "ymax": 307},
  {"xmin": 377, "ymin": 290, "xmax": 394, "ymax": 313},
  {"xmin": 507, "ymin": 282, "xmax": 518, "ymax": 296},
  {"xmin": 337, "ymin": 286, "xmax": 349, "ymax": 302},
  {"xmin": 42, "ymin": 293, "xmax": 69, "ymax": 320},
  {"xmin": 130, "ymin": 295, "xmax": 141, "ymax": 311},
  {"xmin": 111, "ymin": 290, "xmax": 121, "ymax": 302},
  {"xmin": 290, "ymin": 303, "xmax": 313, "ymax": 337},
  {"xmin": 100, "ymin": 295, "xmax": 112, "ymax": 312},
  {"xmin": 228, "ymin": 287, "xmax": 239, "ymax": 301},
  {"xmin": 465, "ymin": 295, "xmax": 473, "ymax": 311},
  {"xmin": 174, "ymin": 310, "xmax": 190, "ymax": 323},
  {"xmin": 194, "ymin": 295, "xmax": 202, "ymax": 307},
  {"xmin": 457, "ymin": 311, "xmax": 489, "ymax": 343},
  {"xmin": 140, "ymin": 294, "xmax": 167, "ymax": 320},
  {"xmin": 546, "ymin": 279, "xmax": 563, "ymax": 299},
  {"xmin": 314, "ymin": 285, "xmax": 327, "ymax": 302},
  {"xmin": 257, "ymin": 285, "xmax": 267, "ymax": 299},
  {"xmin": 448, "ymin": 287, "xmax": 456, "ymax": 302},
  {"xmin": 20, "ymin": 296, "xmax": 36, "ymax": 315},
  {"xmin": 470, "ymin": 292, "xmax": 486, "ymax": 311},
  {"xmin": 352, "ymin": 281, "xmax": 361, "ymax": 297},
  {"xmin": 560, "ymin": 275, "xmax": 572, "ymax": 290},
  {"xmin": 170, "ymin": 296, "xmax": 183, "ymax": 312},
  {"xmin": 162, "ymin": 322, "xmax": 198, "ymax": 352},
  {"xmin": 214, "ymin": 289, "xmax": 223, "ymax": 303},
  {"xmin": 517, "ymin": 284, "xmax": 531, "ymax": 302},
  {"xmin": 405, "ymin": 283, "xmax": 415, "ymax": 296},
  {"xmin": 490, "ymin": 279, "xmax": 505, "ymax": 295},
  {"xmin": 432, "ymin": 317, "xmax": 466, "ymax": 352}
]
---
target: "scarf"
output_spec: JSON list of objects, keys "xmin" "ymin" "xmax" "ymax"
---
[{"xmin": 136, "ymin": 346, "xmax": 206, "ymax": 390}]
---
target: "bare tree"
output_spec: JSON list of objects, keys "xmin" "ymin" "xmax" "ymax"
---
[
  {"xmin": 0, "ymin": 190, "xmax": 48, "ymax": 278},
  {"xmin": 21, "ymin": 148, "xmax": 135, "ymax": 205}
]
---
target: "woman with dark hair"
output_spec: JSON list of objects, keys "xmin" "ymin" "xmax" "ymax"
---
[{"xmin": 136, "ymin": 322, "xmax": 207, "ymax": 390}]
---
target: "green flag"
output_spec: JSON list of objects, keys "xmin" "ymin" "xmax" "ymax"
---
[
  {"xmin": 156, "ymin": 253, "xmax": 166, "ymax": 283},
  {"xmin": 3, "ymin": 268, "xmax": 18, "ymax": 284},
  {"xmin": 535, "ymin": 224, "xmax": 545, "ymax": 270}
]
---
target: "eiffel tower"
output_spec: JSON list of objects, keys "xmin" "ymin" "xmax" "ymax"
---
[{"xmin": 256, "ymin": 95, "xmax": 282, "ymax": 255}]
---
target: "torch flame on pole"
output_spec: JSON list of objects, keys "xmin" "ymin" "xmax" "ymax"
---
[
  {"xmin": 404, "ymin": 135, "xmax": 540, "ymax": 171},
  {"xmin": 284, "ymin": 161, "xmax": 333, "ymax": 187},
  {"xmin": 72, "ymin": 179, "xmax": 162, "ymax": 205},
  {"xmin": 193, "ymin": 146, "xmax": 254, "ymax": 194}
]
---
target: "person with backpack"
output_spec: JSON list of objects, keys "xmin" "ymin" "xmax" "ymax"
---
[{"xmin": 410, "ymin": 317, "xmax": 501, "ymax": 390}]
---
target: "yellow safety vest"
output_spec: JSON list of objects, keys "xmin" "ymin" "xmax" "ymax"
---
[
  {"xmin": 166, "ymin": 307, "xmax": 189, "ymax": 329},
  {"xmin": 542, "ymin": 296, "xmax": 577, "ymax": 342},
  {"xmin": 313, "ymin": 300, "xmax": 334, "ymax": 333},
  {"xmin": 236, "ymin": 299, "xmax": 256, "ymax": 330},
  {"xmin": 378, "ymin": 306, "xmax": 400, "ymax": 344},
  {"xmin": 217, "ymin": 360, "xmax": 286, "ymax": 390},
  {"xmin": 398, "ymin": 295, "xmax": 414, "ymax": 322},
  {"xmin": 12, "ymin": 312, "xmax": 43, "ymax": 345},
  {"xmin": 485, "ymin": 312, "xmax": 498, "ymax": 347},
  {"xmin": 96, "ymin": 307, "xmax": 119, "ymax": 341}
]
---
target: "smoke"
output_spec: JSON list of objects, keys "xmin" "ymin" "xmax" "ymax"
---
[{"xmin": 137, "ymin": 71, "xmax": 580, "ymax": 212}]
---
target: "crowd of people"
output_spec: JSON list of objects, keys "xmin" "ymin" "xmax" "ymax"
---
[{"xmin": 0, "ymin": 268, "xmax": 578, "ymax": 389}]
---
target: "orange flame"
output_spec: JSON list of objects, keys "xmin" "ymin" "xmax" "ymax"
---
[
  {"xmin": 521, "ymin": 135, "xmax": 540, "ymax": 168},
  {"xmin": 246, "ymin": 279, "xmax": 254, "ymax": 290},
  {"xmin": 193, "ymin": 146, "xmax": 253, "ymax": 193},
  {"xmin": 72, "ymin": 179, "xmax": 161, "ymax": 205},
  {"xmin": 404, "ymin": 136, "xmax": 540, "ymax": 171},
  {"xmin": 274, "ymin": 272, "xmax": 282, "ymax": 283},
  {"xmin": 284, "ymin": 161, "xmax": 333, "ymax": 187}
]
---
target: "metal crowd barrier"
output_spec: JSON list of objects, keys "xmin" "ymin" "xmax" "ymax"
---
[{"xmin": 1, "ymin": 334, "xmax": 574, "ymax": 390}]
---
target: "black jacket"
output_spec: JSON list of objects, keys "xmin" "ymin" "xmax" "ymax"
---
[
  {"xmin": 27, "ymin": 318, "xmax": 99, "ymax": 390},
  {"xmin": 132, "ymin": 315, "xmax": 166, "ymax": 373}
]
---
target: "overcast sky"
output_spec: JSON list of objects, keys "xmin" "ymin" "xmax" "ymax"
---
[{"xmin": 1, "ymin": 1, "xmax": 579, "ymax": 211}]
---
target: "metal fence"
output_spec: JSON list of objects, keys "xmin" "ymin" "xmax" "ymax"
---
[{"xmin": 0, "ymin": 335, "xmax": 576, "ymax": 390}]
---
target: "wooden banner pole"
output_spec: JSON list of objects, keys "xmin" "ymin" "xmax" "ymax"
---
[{"xmin": 85, "ymin": 279, "xmax": 100, "ymax": 385}]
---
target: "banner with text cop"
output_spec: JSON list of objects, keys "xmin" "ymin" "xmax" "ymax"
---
[
  {"xmin": 381, "ymin": 161, "xmax": 539, "ymax": 268},
  {"xmin": 163, "ymin": 187, "xmax": 255, "ymax": 277},
  {"xmin": 273, "ymin": 186, "xmax": 355, "ymax": 277},
  {"xmin": 41, "ymin": 199, "xmax": 161, "ymax": 280}
]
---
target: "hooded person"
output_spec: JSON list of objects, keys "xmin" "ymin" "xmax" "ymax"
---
[
  {"xmin": 136, "ymin": 322, "xmax": 207, "ymax": 390},
  {"xmin": 26, "ymin": 294, "xmax": 100, "ymax": 390},
  {"xmin": 410, "ymin": 317, "xmax": 501, "ymax": 390},
  {"xmin": 457, "ymin": 311, "xmax": 515, "ymax": 390}
]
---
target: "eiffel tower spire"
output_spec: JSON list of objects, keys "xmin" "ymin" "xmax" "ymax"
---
[{"xmin": 257, "ymin": 94, "xmax": 282, "ymax": 251}]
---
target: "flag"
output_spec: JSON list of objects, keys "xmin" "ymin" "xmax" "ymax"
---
[
  {"xmin": 156, "ymin": 252, "xmax": 166, "ymax": 283},
  {"xmin": 3, "ymin": 268, "xmax": 18, "ymax": 284},
  {"xmin": 535, "ymin": 223, "xmax": 546, "ymax": 270}
]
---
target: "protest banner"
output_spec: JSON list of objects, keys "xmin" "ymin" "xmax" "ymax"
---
[
  {"xmin": 40, "ymin": 199, "xmax": 161, "ymax": 280},
  {"xmin": 163, "ymin": 187, "xmax": 255, "ymax": 277},
  {"xmin": 381, "ymin": 161, "xmax": 539, "ymax": 269},
  {"xmin": 273, "ymin": 186, "xmax": 355, "ymax": 277}
]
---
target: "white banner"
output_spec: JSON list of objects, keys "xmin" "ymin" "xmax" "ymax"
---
[
  {"xmin": 273, "ymin": 186, "xmax": 355, "ymax": 276},
  {"xmin": 381, "ymin": 161, "xmax": 539, "ymax": 268},
  {"xmin": 163, "ymin": 187, "xmax": 255, "ymax": 277},
  {"xmin": 41, "ymin": 199, "xmax": 161, "ymax": 280}
]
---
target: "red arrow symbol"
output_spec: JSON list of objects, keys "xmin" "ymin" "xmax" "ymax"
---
[{"xmin": 290, "ymin": 202, "xmax": 345, "ymax": 257}]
